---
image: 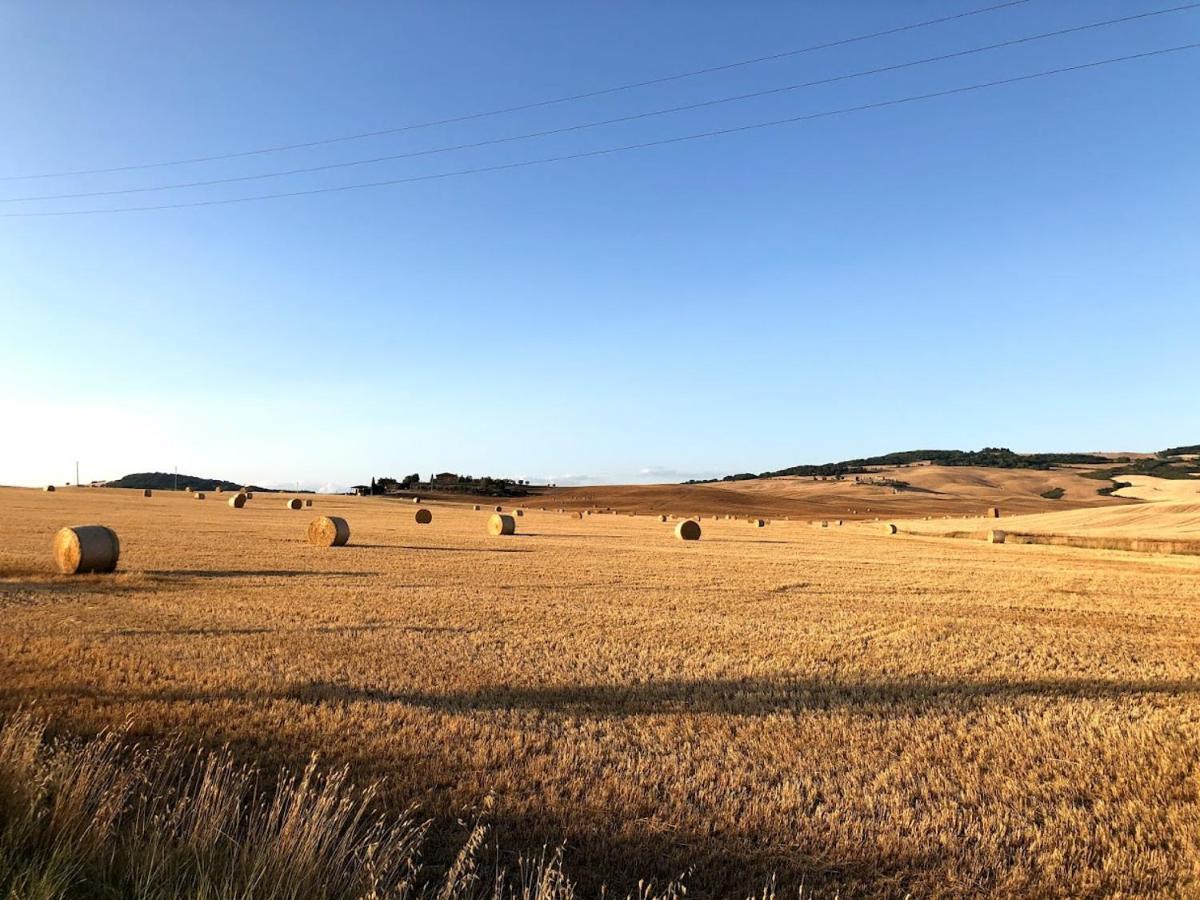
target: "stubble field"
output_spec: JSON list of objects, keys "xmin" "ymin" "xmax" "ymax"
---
[{"xmin": 2, "ymin": 486, "xmax": 1200, "ymax": 897}]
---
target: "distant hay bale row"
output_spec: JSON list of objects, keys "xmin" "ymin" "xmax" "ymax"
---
[
  {"xmin": 488, "ymin": 513, "xmax": 516, "ymax": 536},
  {"xmin": 308, "ymin": 516, "xmax": 350, "ymax": 547},
  {"xmin": 53, "ymin": 525, "xmax": 119, "ymax": 574}
]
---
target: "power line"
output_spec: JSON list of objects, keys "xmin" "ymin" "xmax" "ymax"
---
[
  {"xmin": 0, "ymin": 0, "xmax": 1033, "ymax": 182},
  {"xmin": 5, "ymin": 42, "xmax": 1195, "ymax": 219},
  {"xmin": 6, "ymin": 3, "xmax": 1194, "ymax": 205}
]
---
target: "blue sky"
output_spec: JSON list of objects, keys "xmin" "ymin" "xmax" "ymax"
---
[{"xmin": 1, "ymin": 2, "xmax": 1196, "ymax": 490}]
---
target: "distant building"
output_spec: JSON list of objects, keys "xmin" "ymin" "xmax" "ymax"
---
[
  {"xmin": 351, "ymin": 485, "xmax": 371, "ymax": 496},
  {"xmin": 433, "ymin": 472, "xmax": 460, "ymax": 486}
]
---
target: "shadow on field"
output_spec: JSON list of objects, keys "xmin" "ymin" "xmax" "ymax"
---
[
  {"xmin": 23, "ymin": 675, "xmax": 1198, "ymax": 717},
  {"xmin": 354, "ymin": 544, "xmax": 533, "ymax": 553},
  {"xmin": 148, "ymin": 569, "xmax": 372, "ymax": 579},
  {"xmin": 367, "ymin": 675, "xmax": 1200, "ymax": 716}
]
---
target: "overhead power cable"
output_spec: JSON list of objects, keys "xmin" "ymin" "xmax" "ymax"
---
[
  {"xmin": 0, "ymin": 0, "xmax": 1032, "ymax": 181},
  {"xmin": 5, "ymin": 3, "xmax": 1194, "ymax": 204},
  {"xmin": 4, "ymin": 41, "xmax": 1195, "ymax": 219}
]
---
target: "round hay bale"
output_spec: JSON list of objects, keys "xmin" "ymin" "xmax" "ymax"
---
[
  {"xmin": 244, "ymin": 492, "xmax": 253, "ymax": 500},
  {"xmin": 143, "ymin": 489, "xmax": 152, "ymax": 498},
  {"xmin": 751, "ymin": 518, "xmax": 765, "ymax": 528},
  {"xmin": 53, "ymin": 525, "xmax": 119, "ymax": 574},
  {"xmin": 988, "ymin": 529, "xmax": 1007, "ymax": 544},
  {"xmin": 286, "ymin": 498, "xmax": 302, "ymax": 510},
  {"xmin": 473, "ymin": 504, "xmax": 481, "ymax": 511},
  {"xmin": 227, "ymin": 494, "xmax": 246, "ymax": 509},
  {"xmin": 494, "ymin": 505, "xmax": 503, "ymax": 513},
  {"xmin": 988, "ymin": 507, "xmax": 1001, "ymax": 518},
  {"xmin": 659, "ymin": 514, "xmax": 668, "ymax": 523},
  {"xmin": 675, "ymin": 519, "xmax": 701, "ymax": 541},
  {"xmin": 836, "ymin": 519, "xmax": 843, "ymax": 526},
  {"xmin": 305, "ymin": 499, "xmax": 313, "ymax": 507},
  {"xmin": 415, "ymin": 508, "xmax": 432, "ymax": 525},
  {"xmin": 43, "ymin": 485, "xmax": 56, "ymax": 492},
  {"xmin": 194, "ymin": 492, "xmax": 206, "ymax": 500},
  {"xmin": 515, "ymin": 509, "xmax": 524, "ymax": 517},
  {"xmin": 488, "ymin": 513, "xmax": 516, "ymax": 536},
  {"xmin": 412, "ymin": 497, "xmax": 421, "ymax": 504},
  {"xmin": 574, "ymin": 511, "xmax": 584, "ymax": 519},
  {"xmin": 308, "ymin": 515, "xmax": 351, "ymax": 547},
  {"xmin": 215, "ymin": 486, "xmax": 223, "ymax": 494},
  {"xmin": 885, "ymin": 523, "xmax": 898, "ymax": 535}
]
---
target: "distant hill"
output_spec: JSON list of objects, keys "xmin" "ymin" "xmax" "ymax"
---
[
  {"xmin": 689, "ymin": 446, "xmax": 1199, "ymax": 485},
  {"xmin": 105, "ymin": 472, "xmax": 272, "ymax": 493}
]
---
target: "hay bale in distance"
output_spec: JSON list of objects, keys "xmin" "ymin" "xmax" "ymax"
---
[
  {"xmin": 215, "ymin": 486, "xmax": 223, "ymax": 494},
  {"xmin": 515, "ymin": 509, "xmax": 524, "ymax": 517},
  {"xmin": 412, "ymin": 497, "xmax": 421, "ymax": 504},
  {"xmin": 415, "ymin": 508, "xmax": 432, "ymax": 525},
  {"xmin": 305, "ymin": 499, "xmax": 313, "ymax": 507},
  {"xmin": 143, "ymin": 489, "xmax": 152, "ymax": 498},
  {"xmin": 675, "ymin": 519, "xmax": 702, "ymax": 541},
  {"xmin": 53, "ymin": 525, "xmax": 119, "ymax": 574},
  {"xmin": 988, "ymin": 529, "xmax": 1007, "ymax": 544},
  {"xmin": 751, "ymin": 518, "xmax": 765, "ymax": 528},
  {"xmin": 244, "ymin": 492, "xmax": 253, "ymax": 500},
  {"xmin": 885, "ymin": 523, "xmax": 898, "ymax": 535},
  {"xmin": 836, "ymin": 519, "xmax": 843, "ymax": 526},
  {"xmin": 494, "ymin": 505, "xmax": 503, "ymax": 513},
  {"xmin": 286, "ymin": 498, "xmax": 302, "ymax": 510},
  {"xmin": 43, "ymin": 485, "xmax": 56, "ymax": 492},
  {"xmin": 488, "ymin": 513, "xmax": 516, "ymax": 536},
  {"xmin": 472, "ymin": 504, "xmax": 481, "ymax": 511},
  {"xmin": 659, "ymin": 514, "xmax": 668, "ymax": 523},
  {"xmin": 988, "ymin": 507, "xmax": 1001, "ymax": 518},
  {"xmin": 227, "ymin": 494, "xmax": 246, "ymax": 509},
  {"xmin": 308, "ymin": 515, "xmax": 351, "ymax": 547},
  {"xmin": 194, "ymin": 492, "xmax": 206, "ymax": 500}
]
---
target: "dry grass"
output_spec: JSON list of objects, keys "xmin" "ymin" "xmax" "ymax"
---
[{"xmin": 2, "ymin": 486, "xmax": 1200, "ymax": 896}]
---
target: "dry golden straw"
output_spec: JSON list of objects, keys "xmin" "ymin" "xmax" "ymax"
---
[
  {"xmin": 52, "ymin": 525, "xmax": 119, "ymax": 574},
  {"xmin": 307, "ymin": 515, "xmax": 351, "ymax": 547}
]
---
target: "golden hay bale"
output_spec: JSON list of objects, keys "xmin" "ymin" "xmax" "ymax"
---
[
  {"xmin": 988, "ymin": 529, "xmax": 1007, "ymax": 544},
  {"xmin": 415, "ymin": 508, "xmax": 432, "ymax": 525},
  {"xmin": 885, "ymin": 523, "xmax": 898, "ymax": 534},
  {"xmin": 494, "ymin": 505, "xmax": 503, "ymax": 513},
  {"xmin": 751, "ymin": 518, "xmax": 765, "ymax": 528},
  {"xmin": 659, "ymin": 514, "xmax": 668, "ymax": 523},
  {"xmin": 574, "ymin": 511, "xmax": 584, "ymax": 519},
  {"xmin": 836, "ymin": 519, "xmax": 843, "ymax": 526},
  {"xmin": 143, "ymin": 489, "xmax": 152, "ymax": 498},
  {"xmin": 53, "ymin": 525, "xmax": 119, "ymax": 574},
  {"xmin": 412, "ymin": 497, "xmax": 421, "ymax": 504},
  {"xmin": 43, "ymin": 485, "xmax": 56, "ymax": 492},
  {"xmin": 215, "ymin": 486, "xmax": 223, "ymax": 494},
  {"xmin": 821, "ymin": 520, "xmax": 829, "ymax": 528},
  {"xmin": 286, "ymin": 498, "xmax": 302, "ymax": 510},
  {"xmin": 488, "ymin": 513, "xmax": 516, "ymax": 536},
  {"xmin": 515, "ymin": 509, "xmax": 524, "ymax": 517},
  {"xmin": 988, "ymin": 507, "xmax": 1001, "ymax": 518},
  {"xmin": 244, "ymin": 492, "xmax": 253, "ymax": 500},
  {"xmin": 473, "ymin": 504, "xmax": 481, "ymax": 511},
  {"xmin": 675, "ymin": 519, "xmax": 702, "ymax": 541},
  {"xmin": 305, "ymin": 499, "xmax": 313, "ymax": 507},
  {"xmin": 308, "ymin": 515, "xmax": 351, "ymax": 547},
  {"xmin": 194, "ymin": 492, "xmax": 206, "ymax": 500},
  {"xmin": 227, "ymin": 494, "xmax": 246, "ymax": 509},
  {"xmin": 185, "ymin": 486, "xmax": 193, "ymax": 493}
]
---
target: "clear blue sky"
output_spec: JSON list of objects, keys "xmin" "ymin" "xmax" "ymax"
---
[{"xmin": 1, "ymin": 2, "xmax": 1196, "ymax": 490}]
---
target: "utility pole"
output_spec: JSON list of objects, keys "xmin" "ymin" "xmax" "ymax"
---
[{"xmin": 75, "ymin": 460, "xmax": 79, "ymax": 487}]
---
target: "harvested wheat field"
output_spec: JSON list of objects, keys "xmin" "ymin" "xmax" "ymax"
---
[{"xmin": 3, "ymin": 485, "xmax": 1200, "ymax": 896}]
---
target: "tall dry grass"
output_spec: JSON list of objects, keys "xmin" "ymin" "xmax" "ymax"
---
[{"xmin": 0, "ymin": 712, "xmax": 716, "ymax": 900}]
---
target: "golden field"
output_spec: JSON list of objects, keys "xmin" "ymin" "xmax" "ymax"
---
[{"xmin": 3, "ymin": 484, "xmax": 1200, "ymax": 897}]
